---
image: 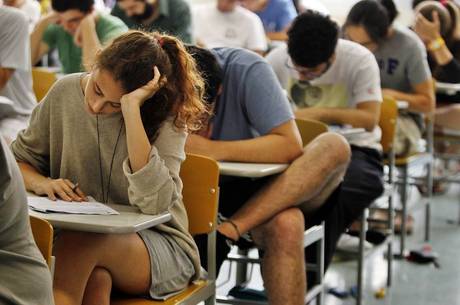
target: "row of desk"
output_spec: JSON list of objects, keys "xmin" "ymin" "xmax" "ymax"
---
[{"xmin": 28, "ymin": 126, "xmax": 367, "ymax": 234}]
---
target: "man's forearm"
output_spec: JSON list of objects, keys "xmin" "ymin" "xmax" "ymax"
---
[
  {"xmin": 30, "ymin": 18, "xmax": 51, "ymax": 65},
  {"xmin": 295, "ymin": 107, "xmax": 378, "ymax": 131},
  {"xmin": 81, "ymin": 25, "xmax": 101, "ymax": 70},
  {"xmin": 214, "ymin": 135, "xmax": 303, "ymax": 163},
  {"xmin": 187, "ymin": 134, "xmax": 303, "ymax": 163},
  {"xmin": 385, "ymin": 89, "xmax": 434, "ymax": 113}
]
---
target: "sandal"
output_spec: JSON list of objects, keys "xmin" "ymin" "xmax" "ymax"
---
[{"xmin": 217, "ymin": 213, "xmax": 255, "ymax": 250}]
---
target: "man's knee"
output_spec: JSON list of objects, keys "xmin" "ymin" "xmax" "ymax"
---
[
  {"xmin": 315, "ymin": 132, "xmax": 351, "ymax": 167},
  {"xmin": 258, "ymin": 208, "xmax": 305, "ymax": 249}
]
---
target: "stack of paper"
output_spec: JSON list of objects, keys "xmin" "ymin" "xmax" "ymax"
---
[{"xmin": 28, "ymin": 197, "xmax": 119, "ymax": 215}]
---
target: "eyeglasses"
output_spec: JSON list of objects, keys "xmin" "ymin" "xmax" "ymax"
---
[{"xmin": 285, "ymin": 57, "xmax": 332, "ymax": 79}]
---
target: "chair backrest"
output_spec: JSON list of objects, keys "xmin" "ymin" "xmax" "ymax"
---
[
  {"xmin": 379, "ymin": 96, "xmax": 398, "ymax": 154},
  {"xmin": 295, "ymin": 118, "xmax": 329, "ymax": 146},
  {"xmin": 32, "ymin": 68, "xmax": 57, "ymax": 102},
  {"xmin": 179, "ymin": 153, "xmax": 219, "ymax": 235},
  {"xmin": 29, "ymin": 215, "xmax": 53, "ymax": 267}
]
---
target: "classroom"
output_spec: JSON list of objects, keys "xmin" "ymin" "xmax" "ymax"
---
[{"xmin": 1, "ymin": 0, "xmax": 460, "ymax": 304}]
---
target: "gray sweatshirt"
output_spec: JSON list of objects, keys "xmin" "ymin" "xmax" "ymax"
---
[{"xmin": 10, "ymin": 73, "xmax": 201, "ymax": 280}]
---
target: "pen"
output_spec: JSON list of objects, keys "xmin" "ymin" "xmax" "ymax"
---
[{"xmin": 72, "ymin": 182, "xmax": 79, "ymax": 193}]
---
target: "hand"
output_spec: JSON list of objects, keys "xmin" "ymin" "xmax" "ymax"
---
[
  {"xmin": 120, "ymin": 66, "xmax": 167, "ymax": 113},
  {"xmin": 295, "ymin": 107, "xmax": 325, "ymax": 121},
  {"xmin": 74, "ymin": 12, "xmax": 98, "ymax": 47},
  {"xmin": 33, "ymin": 178, "xmax": 88, "ymax": 202},
  {"xmin": 41, "ymin": 11, "xmax": 60, "ymax": 26},
  {"xmin": 185, "ymin": 134, "xmax": 219, "ymax": 160},
  {"xmin": 414, "ymin": 12, "xmax": 441, "ymax": 44}
]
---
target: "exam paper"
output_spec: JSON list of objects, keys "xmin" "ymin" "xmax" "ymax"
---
[{"xmin": 28, "ymin": 197, "xmax": 119, "ymax": 215}]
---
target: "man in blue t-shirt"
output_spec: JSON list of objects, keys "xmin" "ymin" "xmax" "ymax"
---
[
  {"xmin": 240, "ymin": 0, "xmax": 297, "ymax": 40},
  {"xmin": 186, "ymin": 46, "xmax": 350, "ymax": 305}
]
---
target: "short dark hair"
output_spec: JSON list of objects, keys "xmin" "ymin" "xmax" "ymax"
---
[
  {"xmin": 51, "ymin": 0, "xmax": 94, "ymax": 13},
  {"xmin": 287, "ymin": 10, "xmax": 339, "ymax": 68},
  {"xmin": 186, "ymin": 45, "xmax": 223, "ymax": 106},
  {"xmin": 344, "ymin": 0, "xmax": 398, "ymax": 43}
]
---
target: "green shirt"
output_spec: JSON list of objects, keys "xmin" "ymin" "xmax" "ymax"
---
[
  {"xmin": 111, "ymin": 0, "xmax": 192, "ymax": 43},
  {"xmin": 42, "ymin": 14, "xmax": 128, "ymax": 74}
]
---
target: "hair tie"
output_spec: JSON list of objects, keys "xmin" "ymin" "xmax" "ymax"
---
[
  {"xmin": 440, "ymin": 0, "xmax": 448, "ymax": 7},
  {"xmin": 158, "ymin": 37, "xmax": 164, "ymax": 47}
]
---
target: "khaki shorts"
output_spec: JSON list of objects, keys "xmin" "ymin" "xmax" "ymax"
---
[{"xmin": 138, "ymin": 229, "xmax": 195, "ymax": 300}]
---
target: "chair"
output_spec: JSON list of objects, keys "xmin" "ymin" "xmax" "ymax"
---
[
  {"xmin": 31, "ymin": 67, "xmax": 57, "ymax": 102},
  {"xmin": 392, "ymin": 102, "xmax": 434, "ymax": 257},
  {"xmin": 112, "ymin": 153, "xmax": 220, "ymax": 305},
  {"xmin": 29, "ymin": 215, "xmax": 55, "ymax": 274},
  {"xmin": 217, "ymin": 118, "xmax": 328, "ymax": 305},
  {"xmin": 354, "ymin": 95, "xmax": 398, "ymax": 305}
]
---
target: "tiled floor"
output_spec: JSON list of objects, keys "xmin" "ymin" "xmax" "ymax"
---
[{"xmin": 216, "ymin": 183, "xmax": 460, "ymax": 305}]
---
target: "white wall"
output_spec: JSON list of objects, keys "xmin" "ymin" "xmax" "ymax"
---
[{"xmin": 188, "ymin": 0, "xmax": 416, "ymax": 26}]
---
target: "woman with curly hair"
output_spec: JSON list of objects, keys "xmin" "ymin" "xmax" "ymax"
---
[{"xmin": 10, "ymin": 30, "xmax": 207, "ymax": 304}]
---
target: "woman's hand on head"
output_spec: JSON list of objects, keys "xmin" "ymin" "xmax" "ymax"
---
[
  {"xmin": 33, "ymin": 178, "xmax": 87, "ymax": 202},
  {"xmin": 120, "ymin": 66, "xmax": 166, "ymax": 113},
  {"xmin": 414, "ymin": 12, "xmax": 441, "ymax": 44}
]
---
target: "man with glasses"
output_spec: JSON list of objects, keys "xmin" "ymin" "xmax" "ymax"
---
[
  {"xmin": 31, "ymin": 0, "xmax": 128, "ymax": 74},
  {"xmin": 267, "ymin": 10, "xmax": 384, "ymax": 268}
]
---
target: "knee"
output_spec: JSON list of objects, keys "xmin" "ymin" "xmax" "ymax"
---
[
  {"xmin": 316, "ymin": 132, "xmax": 351, "ymax": 167},
  {"xmin": 263, "ymin": 208, "xmax": 305, "ymax": 247},
  {"xmin": 55, "ymin": 231, "xmax": 105, "ymax": 255},
  {"xmin": 87, "ymin": 267, "xmax": 112, "ymax": 289}
]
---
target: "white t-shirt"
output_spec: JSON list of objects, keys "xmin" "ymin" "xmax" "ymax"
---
[
  {"xmin": 18, "ymin": 0, "xmax": 41, "ymax": 33},
  {"xmin": 192, "ymin": 3, "xmax": 267, "ymax": 52},
  {"xmin": 266, "ymin": 39, "xmax": 383, "ymax": 149},
  {"xmin": 0, "ymin": 6, "xmax": 36, "ymax": 117}
]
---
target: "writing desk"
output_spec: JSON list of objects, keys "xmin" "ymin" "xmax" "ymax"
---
[
  {"xmin": 436, "ymin": 81, "xmax": 460, "ymax": 96},
  {"xmin": 218, "ymin": 162, "xmax": 288, "ymax": 178},
  {"xmin": 29, "ymin": 203, "xmax": 171, "ymax": 234}
]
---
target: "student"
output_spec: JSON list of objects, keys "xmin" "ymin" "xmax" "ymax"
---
[
  {"xmin": 11, "ymin": 30, "xmax": 206, "ymax": 303},
  {"xmin": 344, "ymin": 0, "xmax": 435, "ymax": 158},
  {"xmin": 3, "ymin": 0, "xmax": 41, "ymax": 33},
  {"xmin": 112, "ymin": 0, "xmax": 193, "ymax": 43},
  {"xmin": 0, "ymin": 134, "xmax": 54, "ymax": 305},
  {"xmin": 187, "ymin": 45, "xmax": 350, "ymax": 305},
  {"xmin": 30, "ymin": 0, "xmax": 128, "ymax": 74},
  {"xmin": 239, "ymin": 0, "xmax": 297, "ymax": 41},
  {"xmin": 414, "ymin": 1, "xmax": 460, "ymax": 132},
  {"xmin": 266, "ymin": 11, "xmax": 384, "ymax": 262},
  {"xmin": 192, "ymin": 0, "xmax": 267, "ymax": 54},
  {"xmin": 0, "ymin": 6, "xmax": 36, "ymax": 144}
]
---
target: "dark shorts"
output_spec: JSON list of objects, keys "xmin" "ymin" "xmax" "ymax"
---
[{"xmin": 197, "ymin": 146, "xmax": 383, "ymax": 276}]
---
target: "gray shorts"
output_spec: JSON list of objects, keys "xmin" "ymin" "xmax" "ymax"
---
[{"xmin": 137, "ymin": 229, "xmax": 195, "ymax": 300}]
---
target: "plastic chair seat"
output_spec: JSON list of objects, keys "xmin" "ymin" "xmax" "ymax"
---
[{"xmin": 112, "ymin": 280, "xmax": 215, "ymax": 305}]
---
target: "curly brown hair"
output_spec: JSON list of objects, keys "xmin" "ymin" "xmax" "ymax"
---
[{"xmin": 94, "ymin": 30, "xmax": 208, "ymax": 142}]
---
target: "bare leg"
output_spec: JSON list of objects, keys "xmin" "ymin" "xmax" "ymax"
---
[
  {"xmin": 82, "ymin": 268, "xmax": 112, "ymax": 305},
  {"xmin": 53, "ymin": 231, "xmax": 151, "ymax": 305},
  {"xmin": 220, "ymin": 132, "xmax": 350, "ymax": 238},
  {"xmin": 251, "ymin": 208, "xmax": 306, "ymax": 305}
]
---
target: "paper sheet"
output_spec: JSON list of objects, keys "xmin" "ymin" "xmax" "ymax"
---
[{"xmin": 28, "ymin": 196, "xmax": 119, "ymax": 215}]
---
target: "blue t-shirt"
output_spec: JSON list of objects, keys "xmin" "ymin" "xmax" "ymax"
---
[
  {"xmin": 210, "ymin": 48, "xmax": 294, "ymax": 141},
  {"xmin": 256, "ymin": 0, "xmax": 297, "ymax": 32}
]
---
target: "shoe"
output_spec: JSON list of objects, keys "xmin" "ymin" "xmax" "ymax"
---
[
  {"xmin": 348, "ymin": 229, "xmax": 387, "ymax": 245},
  {"xmin": 217, "ymin": 213, "xmax": 255, "ymax": 250},
  {"xmin": 370, "ymin": 210, "xmax": 414, "ymax": 235},
  {"xmin": 336, "ymin": 233, "xmax": 373, "ymax": 253}
]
